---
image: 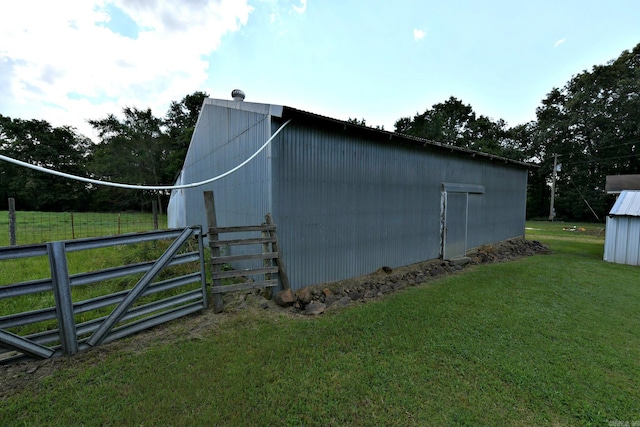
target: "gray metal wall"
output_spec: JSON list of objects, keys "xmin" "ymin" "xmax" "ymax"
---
[
  {"xmin": 271, "ymin": 121, "xmax": 527, "ymax": 290},
  {"xmin": 467, "ymin": 161, "xmax": 528, "ymax": 248},
  {"xmin": 175, "ymin": 102, "xmax": 528, "ymax": 291},
  {"xmin": 180, "ymin": 102, "xmax": 273, "ymax": 240}
]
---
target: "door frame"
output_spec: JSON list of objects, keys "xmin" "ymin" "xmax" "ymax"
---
[{"xmin": 440, "ymin": 182, "xmax": 485, "ymax": 259}]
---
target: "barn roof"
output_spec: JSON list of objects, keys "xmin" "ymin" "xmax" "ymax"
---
[
  {"xmin": 203, "ymin": 98, "xmax": 535, "ymax": 169},
  {"xmin": 609, "ymin": 190, "xmax": 640, "ymax": 217}
]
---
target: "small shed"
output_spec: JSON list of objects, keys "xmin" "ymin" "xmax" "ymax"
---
[
  {"xmin": 604, "ymin": 190, "xmax": 640, "ymax": 266},
  {"xmin": 168, "ymin": 95, "xmax": 533, "ymax": 290}
]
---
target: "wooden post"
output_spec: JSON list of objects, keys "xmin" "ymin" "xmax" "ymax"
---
[
  {"xmin": 8, "ymin": 198, "xmax": 16, "ymax": 246},
  {"xmin": 204, "ymin": 191, "xmax": 224, "ymax": 313},
  {"xmin": 265, "ymin": 213, "xmax": 290, "ymax": 290},
  {"xmin": 262, "ymin": 227, "xmax": 273, "ymax": 299},
  {"xmin": 71, "ymin": 212, "xmax": 75, "ymax": 240},
  {"xmin": 549, "ymin": 153, "xmax": 558, "ymax": 221},
  {"xmin": 152, "ymin": 201, "xmax": 159, "ymax": 230}
]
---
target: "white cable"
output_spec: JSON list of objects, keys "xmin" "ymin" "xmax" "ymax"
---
[{"xmin": 0, "ymin": 119, "xmax": 291, "ymax": 191}]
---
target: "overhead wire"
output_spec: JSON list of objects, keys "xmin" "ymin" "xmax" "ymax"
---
[
  {"xmin": 593, "ymin": 140, "xmax": 638, "ymax": 150},
  {"xmin": 0, "ymin": 119, "xmax": 292, "ymax": 191},
  {"xmin": 569, "ymin": 180, "xmax": 603, "ymax": 222},
  {"xmin": 557, "ymin": 153, "xmax": 638, "ymax": 167}
]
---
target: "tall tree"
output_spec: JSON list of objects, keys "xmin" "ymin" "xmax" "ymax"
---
[
  {"xmin": 88, "ymin": 107, "xmax": 169, "ymax": 212},
  {"xmin": 0, "ymin": 91, "xmax": 209, "ymax": 213},
  {"xmin": 394, "ymin": 96, "xmax": 523, "ymax": 159},
  {"xmin": 533, "ymin": 43, "xmax": 640, "ymax": 221},
  {"xmin": 0, "ymin": 115, "xmax": 91, "ymax": 211},
  {"xmin": 164, "ymin": 91, "xmax": 208, "ymax": 182},
  {"xmin": 395, "ymin": 97, "xmax": 476, "ymax": 147}
]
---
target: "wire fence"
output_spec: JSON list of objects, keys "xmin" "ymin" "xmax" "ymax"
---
[{"xmin": 1, "ymin": 202, "xmax": 167, "ymax": 247}]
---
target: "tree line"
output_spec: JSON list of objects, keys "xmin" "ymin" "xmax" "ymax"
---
[
  {"xmin": 394, "ymin": 42, "xmax": 640, "ymax": 221},
  {"xmin": 1, "ymin": 42, "xmax": 639, "ymax": 220},
  {"xmin": 0, "ymin": 91, "xmax": 208, "ymax": 213}
]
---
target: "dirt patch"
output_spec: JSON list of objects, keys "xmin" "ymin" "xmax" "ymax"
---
[{"xmin": 0, "ymin": 238, "xmax": 548, "ymax": 399}]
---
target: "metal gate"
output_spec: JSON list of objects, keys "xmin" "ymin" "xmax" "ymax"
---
[{"xmin": 0, "ymin": 226, "xmax": 207, "ymax": 364}]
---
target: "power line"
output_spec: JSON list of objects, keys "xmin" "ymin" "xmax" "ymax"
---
[
  {"xmin": 595, "ymin": 141, "xmax": 638, "ymax": 150},
  {"xmin": 0, "ymin": 120, "xmax": 292, "ymax": 191},
  {"xmin": 556, "ymin": 153, "xmax": 638, "ymax": 167},
  {"xmin": 570, "ymin": 179, "xmax": 602, "ymax": 223}
]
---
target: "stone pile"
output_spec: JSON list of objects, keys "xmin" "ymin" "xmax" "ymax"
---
[{"xmin": 272, "ymin": 238, "xmax": 549, "ymax": 315}]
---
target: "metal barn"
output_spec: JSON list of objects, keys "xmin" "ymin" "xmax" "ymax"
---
[
  {"xmin": 168, "ymin": 96, "xmax": 531, "ymax": 290},
  {"xmin": 604, "ymin": 190, "xmax": 640, "ymax": 266}
]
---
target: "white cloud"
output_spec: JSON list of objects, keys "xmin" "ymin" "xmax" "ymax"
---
[
  {"xmin": 413, "ymin": 28, "xmax": 426, "ymax": 41},
  {"xmin": 0, "ymin": 0, "xmax": 253, "ymax": 138},
  {"xmin": 554, "ymin": 38, "xmax": 566, "ymax": 47},
  {"xmin": 293, "ymin": 0, "xmax": 307, "ymax": 14}
]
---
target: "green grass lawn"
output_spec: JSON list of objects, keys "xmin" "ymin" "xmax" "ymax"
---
[
  {"xmin": 2, "ymin": 221, "xmax": 640, "ymax": 426},
  {"xmin": 0, "ymin": 211, "xmax": 167, "ymax": 246}
]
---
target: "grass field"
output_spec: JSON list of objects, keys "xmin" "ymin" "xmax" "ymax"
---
[
  {"xmin": 0, "ymin": 210, "xmax": 172, "ymax": 316},
  {"xmin": 0, "ymin": 210, "xmax": 167, "ymax": 246},
  {"xmin": 2, "ymin": 221, "xmax": 640, "ymax": 426}
]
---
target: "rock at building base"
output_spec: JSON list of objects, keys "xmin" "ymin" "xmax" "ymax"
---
[
  {"xmin": 348, "ymin": 291, "xmax": 363, "ymax": 301},
  {"xmin": 274, "ymin": 288, "xmax": 295, "ymax": 307},
  {"xmin": 296, "ymin": 287, "xmax": 313, "ymax": 305},
  {"xmin": 304, "ymin": 302, "xmax": 326, "ymax": 315},
  {"xmin": 337, "ymin": 296, "xmax": 351, "ymax": 306},
  {"xmin": 324, "ymin": 294, "xmax": 339, "ymax": 307},
  {"xmin": 449, "ymin": 257, "xmax": 471, "ymax": 266}
]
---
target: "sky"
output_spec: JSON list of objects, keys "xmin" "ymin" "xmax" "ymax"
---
[{"xmin": 1, "ymin": 0, "xmax": 640, "ymax": 140}]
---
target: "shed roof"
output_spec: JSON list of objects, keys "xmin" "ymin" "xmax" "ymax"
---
[
  {"xmin": 203, "ymin": 98, "xmax": 535, "ymax": 169},
  {"xmin": 609, "ymin": 190, "xmax": 640, "ymax": 217},
  {"xmin": 606, "ymin": 174, "xmax": 640, "ymax": 194}
]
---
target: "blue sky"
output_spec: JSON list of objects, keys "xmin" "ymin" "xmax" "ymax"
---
[{"xmin": 1, "ymin": 0, "xmax": 639, "ymax": 139}]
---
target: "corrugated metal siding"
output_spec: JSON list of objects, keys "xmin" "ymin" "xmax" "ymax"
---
[
  {"xmin": 272, "ymin": 121, "xmax": 527, "ymax": 289},
  {"xmin": 609, "ymin": 190, "xmax": 640, "ymax": 216},
  {"xmin": 180, "ymin": 103, "xmax": 272, "ymax": 236},
  {"xmin": 604, "ymin": 216, "xmax": 640, "ymax": 266},
  {"xmin": 171, "ymin": 101, "xmax": 529, "ymax": 290},
  {"xmin": 467, "ymin": 162, "xmax": 528, "ymax": 249},
  {"xmin": 604, "ymin": 191, "xmax": 640, "ymax": 266}
]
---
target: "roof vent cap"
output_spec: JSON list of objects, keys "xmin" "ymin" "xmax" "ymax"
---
[{"xmin": 231, "ymin": 89, "xmax": 245, "ymax": 101}]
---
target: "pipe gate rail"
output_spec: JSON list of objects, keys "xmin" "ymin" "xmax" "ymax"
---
[{"xmin": 0, "ymin": 226, "xmax": 207, "ymax": 364}]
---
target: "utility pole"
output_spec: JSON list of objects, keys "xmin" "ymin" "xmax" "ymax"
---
[{"xmin": 549, "ymin": 153, "xmax": 558, "ymax": 221}]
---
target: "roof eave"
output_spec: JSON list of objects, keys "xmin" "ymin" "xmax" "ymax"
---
[
  {"xmin": 200, "ymin": 98, "xmax": 537, "ymax": 169},
  {"xmin": 280, "ymin": 106, "xmax": 537, "ymax": 169}
]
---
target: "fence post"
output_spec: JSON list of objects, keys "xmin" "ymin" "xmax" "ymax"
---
[
  {"xmin": 47, "ymin": 241, "xmax": 79, "ymax": 355},
  {"xmin": 204, "ymin": 191, "xmax": 224, "ymax": 313},
  {"xmin": 8, "ymin": 198, "xmax": 16, "ymax": 246},
  {"xmin": 262, "ymin": 228, "xmax": 272, "ymax": 299},
  {"xmin": 152, "ymin": 201, "xmax": 158, "ymax": 230},
  {"xmin": 70, "ymin": 212, "xmax": 75, "ymax": 240},
  {"xmin": 265, "ymin": 213, "xmax": 291, "ymax": 290}
]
